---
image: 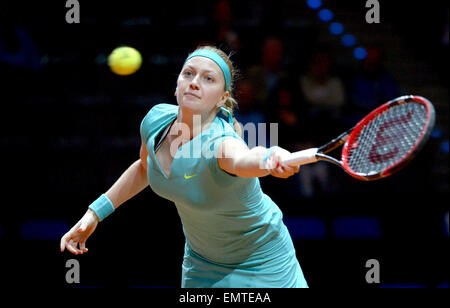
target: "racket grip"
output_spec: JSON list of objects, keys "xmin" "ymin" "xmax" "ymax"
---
[{"xmin": 282, "ymin": 148, "xmax": 319, "ymax": 166}]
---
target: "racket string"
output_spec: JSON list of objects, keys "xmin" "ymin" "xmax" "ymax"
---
[{"xmin": 347, "ymin": 103, "xmax": 427, "ymax": 175}]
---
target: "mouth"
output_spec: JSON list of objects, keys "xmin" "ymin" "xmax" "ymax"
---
[{"xmin": 184, "ymin": 92, "xmax": 201, "ymax": 99}]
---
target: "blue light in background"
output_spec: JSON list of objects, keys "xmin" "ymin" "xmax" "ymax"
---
[
  {"xmin": 318, "ymin": 9, "xmax": 334, "ymax": 22},
  {"xmin": 354, "ymin": 47, "xmax": 368, "ymax": 60},
  {"xmin": 431, "ymin": 126, "xmax": 442, "ymax": 138},
  {"xmin": 379, "ymin": 283, "xmax": 427, "ymax": 288},
  {"xmin": 306, "ymin": 0, "xmax": 322, "ymax": 10},
  {"xmin": 307, "ymin": 1, "xmax": 368, "ymax": 62},
  {"xmin": 341, "ymin": 34, "xmax": 356, "ymax": 47},
  {"xmin": 441, "ymin": 140, "xmax": 449, "ymax": 154},
  {"xmin": 329, "ymin": 22, "xmax": 343, "ymax": 35},
  {"xmin": 21, "ymin": 220, "xmax": 70, "ymax": 240},
  {"xmin": 333, "ymin": 216, "xmax": 381, "ymax": 239},
  {"xmin": 283, "ymin": 216, "xmax": 327, "ymax": 240}
]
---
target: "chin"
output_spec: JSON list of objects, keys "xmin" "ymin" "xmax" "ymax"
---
[{"xmin": 178, "ymin": 99, "xmax": 203, "ymax": 113}]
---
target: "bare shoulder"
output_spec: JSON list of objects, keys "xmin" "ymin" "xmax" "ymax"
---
[{"xmin": 140, "ymin": 141, "xmax": 148, "ymax": 170}]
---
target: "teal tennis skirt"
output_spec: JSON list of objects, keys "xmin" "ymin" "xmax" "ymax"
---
[{"xmin": 181, "ymin": 229, "xmax": 308, "ymax": 288}]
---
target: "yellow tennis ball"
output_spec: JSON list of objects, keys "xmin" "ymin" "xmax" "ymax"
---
[{"xmin": 108, "ymin": 46, "xmax": 142, "ymax": 76}]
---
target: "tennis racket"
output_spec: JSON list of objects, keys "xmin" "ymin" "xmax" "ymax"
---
[{"xmin": 282, "ymin": 95, "xmax": 436, "ymax": 181}]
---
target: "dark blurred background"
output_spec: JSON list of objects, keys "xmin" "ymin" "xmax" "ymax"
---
[{"xmin": 1, "ymin": 0, "xmax": 448, "ymax": 288}]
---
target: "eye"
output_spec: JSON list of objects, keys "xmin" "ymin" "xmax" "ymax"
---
[
  {"xmin": 183, "ymin": 70, "xmax": 193, "ymax": 77},
  {"xmin": 205, "ymin": 75, "xmax": 214, "ymax": 82}
]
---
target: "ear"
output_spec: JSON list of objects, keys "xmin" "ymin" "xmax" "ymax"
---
[{"xmin": 217, "ymin": 91, "xmax": 230, "ymax": 107}]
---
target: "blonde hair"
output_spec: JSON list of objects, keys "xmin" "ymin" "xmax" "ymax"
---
[{"xmin": 189, "ymin": 45, "xmax": 243, "ymax": 137}]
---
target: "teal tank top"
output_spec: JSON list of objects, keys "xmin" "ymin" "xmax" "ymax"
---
[{"xmin": 140, "ymin": 103, "xmax": 308, "ymax": 288}]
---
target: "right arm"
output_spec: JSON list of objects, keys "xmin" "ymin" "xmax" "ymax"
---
[
  {"xmin": 103, "ymin": 140, "xmax": 149, "ymax": 210},
  {"xmin": 60, "ymin": 141, "xmax": 150, "ymax": 255},
  {"xmin": 217, "ymin": 138, "xmax": 299, "ymax": 178}
]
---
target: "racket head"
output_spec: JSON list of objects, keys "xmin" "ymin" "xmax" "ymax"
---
[{"xmin": 341, "ymin": 95, "xmax": 435, "ymax": 181}]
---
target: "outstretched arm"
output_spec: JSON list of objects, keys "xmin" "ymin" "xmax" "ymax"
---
[
  {"xmin": 60, "ymin": 141, "xmax": 150, "ymax": 255},
  {"xmin": 217, "ymin": 138, "xmax": 299, "ymax": 178},
  {"xmin": 103, "ymin": 141, "xmax": 149, "ymax": 211}
]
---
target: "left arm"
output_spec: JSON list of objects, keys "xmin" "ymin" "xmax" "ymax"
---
[{"xmin": 217, "ymin": 138, "xmax": 299, "ymax": 178}]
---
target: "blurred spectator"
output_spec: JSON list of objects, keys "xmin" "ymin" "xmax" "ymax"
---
[
  {"xmin": 269, "ymin": 81, "xmax": 302, "ymax": 152},
  {"xmin": 295, "ymin": 51, "xmax": 348, "ymax": 198},
  {"xmin": 234, "ymin": 79, "xmax": 265, "ymax": 125},
  {"xmin": 299, "ymin": 51, "xmax": 347, "ymax": 141},
  {"xmin": 269, "ymin": 81, "xmax": 334, "ymax": 201},
  {"xmin": 349, "ymin": 47, "xmax": 400, "ymax": 117},
  {"xmin": 295, "ymin": 146, "xmax": 331, "ymax": 199},
  {"xmin": 212, "ymin": 0, "xmax": 242, "ymax": 53},
  {"xmin": 234, "ymin": 79, "xmax": 266, "ymax": 148},
  {"xmin": 300, "ymin": 52, "xmax": 346, "ymax": 115},
  {"xmin": 246, "ymin": 36, "xmax": 288, "ymax": 114}
]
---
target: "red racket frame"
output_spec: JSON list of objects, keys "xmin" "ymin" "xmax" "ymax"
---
[{"xmin": 341, "ymin": 95, "xmax": 435, "ymax": 181}]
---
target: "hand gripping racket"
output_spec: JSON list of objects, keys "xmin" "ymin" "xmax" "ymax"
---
[{"xmin": 283, "ymin": 95, "xmax": 436, "ymax": 181}]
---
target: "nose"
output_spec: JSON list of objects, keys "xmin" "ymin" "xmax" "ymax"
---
[{"xmin": 189, "ymin": 75, "xmax": 200, "ymax": 90}]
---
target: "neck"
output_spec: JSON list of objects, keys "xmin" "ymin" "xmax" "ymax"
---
[{"xmin": 173, "ymin": 107, "xmax": 218, "ymax": 142}]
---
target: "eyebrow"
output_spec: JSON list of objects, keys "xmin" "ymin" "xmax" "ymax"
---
[{"xmin": 184, "ymin": 65, "xmax": 218, "ymax": 75}]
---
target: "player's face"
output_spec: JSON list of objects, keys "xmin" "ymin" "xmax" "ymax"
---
[{"xmin": 176, "ymin": 57, "xmax": 228, "ymax": 116}]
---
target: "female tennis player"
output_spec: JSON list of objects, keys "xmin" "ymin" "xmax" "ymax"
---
[{"xmin": 60, "ymin": 46, "xmax": 308, "ymax": 288}]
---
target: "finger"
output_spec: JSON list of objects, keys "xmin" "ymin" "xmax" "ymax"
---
[
  {"xmin": 66, "ymin": 242, "xmax": 78, "ymax": 255},
  {"xmin": 270, "ymin": 167, "xmax": 288, "ymax": 178},
  {"xmin": 280, "ymin": 163, "xmax": 296, "ymax": 172},
  {"xmin": 279, "ymin": 160, "xmax": 299, "ymax": 173},
  {"xmin": 269, "ymin": 157, "xmax": 292, "ymax": 177},
  {"xmin": 275, "ymin": 163, "xmax": 284, "ymax": 174},
  {"xmin": 67, "ymin": 240, "xmax": 81, "ymax": 255},
  {"xmin": 80, "ymin": 241, "xmax": 88, "ymax": 253},
  {"xmin": 284, "ymin": 166, "xmax": 298, "ymax": 176},
  {"xmin": 73, "ymin": 240, "xmax": 84, "ymax": 254},
  {"xmin": 60, "ymin": 235, "xmax": 67, "ymax": 252},
  {"xmin": 269, "ymin": 158, "xmax": 282, "ymax": 172},
  {"xmin": 275, "ymin": 166, "xmax": 294, "ymax": 178}
]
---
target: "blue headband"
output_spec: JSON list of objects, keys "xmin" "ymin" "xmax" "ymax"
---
[{"xmin": 185, "ymin": 49, "xmax": 232, "ymax": 91}]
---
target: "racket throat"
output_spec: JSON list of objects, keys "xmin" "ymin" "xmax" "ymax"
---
[
  {"xmin": 318, "ymin": 129, "xmax": 352, "ymax": 154},
  {"xmin": 316, "ymin": 153, "xmax": 342, "ymax": 167}
]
